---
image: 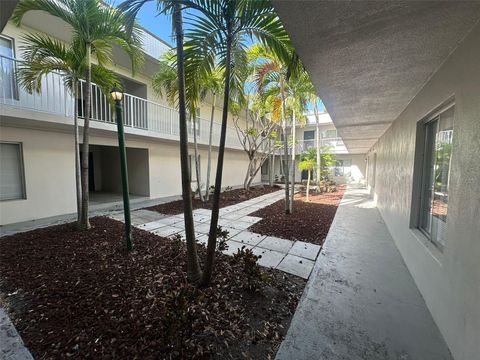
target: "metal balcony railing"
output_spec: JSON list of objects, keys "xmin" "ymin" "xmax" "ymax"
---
[
  {"xmin": 274, "ymin": 138, "xmax": 347, "ymax": 155},
  {"xmin": 0, "ymin": 55, "xmax": 241, "ymax": 149}
]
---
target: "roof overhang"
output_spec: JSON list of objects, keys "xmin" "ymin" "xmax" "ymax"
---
[
  {"xmin": 273, "ymin": 0, "xmax": 480, "ymax": 154},
  {"xmin": 0, "ymin": 0, "xmax": 18, "ymax": 32}
]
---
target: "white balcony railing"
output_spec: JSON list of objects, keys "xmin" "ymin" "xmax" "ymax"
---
[
  {"xmin": 0, "ymin": 55, "xmax": 241, "ymax": 149},
  {"xmin": 274, "ymin": 138, "xmax": 347, "ymax": 155}
]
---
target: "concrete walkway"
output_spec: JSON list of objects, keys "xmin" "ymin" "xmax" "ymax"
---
[
  {"xmin": 113, "ymin": 190, "xmax": 321, "ymax": 279},
  {"xmin": 276, "ymin": 186, "xmax": 453, "ymax": 360}
]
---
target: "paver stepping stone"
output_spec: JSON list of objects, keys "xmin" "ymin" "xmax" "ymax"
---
[
  {"xmin": 137, "ymin": 220, "xmax": 169, "ymax": 231},
  {"xmin": 156, "ymin": 216, "xmax": 183, "ymax": 225},
  {"xmin": 251, "ymin": 247, "xmax": 285, "ymax": 268},
  {"xmin": 288, "ymin": 241, "xmax": 321, "ymax": 260},
  {"xmin": 238, "ymin": 216, "xmax": 263, "ymax": 224},
  {"xmin": 228, "ymin": 220, "xmax": 253, "ymax": 230},
  {"xmin": 195, "ymin": 223, "xmax": 211, "ymax": 234},
  {"xmin": 277, "ymin": 254, "xmax": 315, "ymax": 279},
  {"xmin": 221, "ymin": 227, "xmax": 243, "ymax": 238},
  {"xmin": 153, "ymin": 226, "xmax": 182, "ymax": 238},
  {"xmin": 257, "ymin": 236, "xmax": 294, "ymax": 253},
  {"xmin": 231, "ymin": 231, "xmax": 266, "ymax": 246},
  {"xmin": 223, "ymin": 240, "xmax": 253, "ymax": 256}
]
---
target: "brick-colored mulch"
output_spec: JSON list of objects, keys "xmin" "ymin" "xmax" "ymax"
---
[
  {"xmin": 146, "ymin": 185, "xmax": 281, "ymax": 215},
  {"xmin": 248, "ymin": 185, "xmax": 346, "ymax": 245},
  {"xmin": 0, "ymin": 217, "xmax": 304, "ymax": 359}
]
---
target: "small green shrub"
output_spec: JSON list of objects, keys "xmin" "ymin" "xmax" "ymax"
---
[
  {"xmin": 233, "ymin": 246, "xmax": 269, "ymax": 291},
  {"xmin": 216, "ymin": 226, "xmax": 229, "ymax": 252}
]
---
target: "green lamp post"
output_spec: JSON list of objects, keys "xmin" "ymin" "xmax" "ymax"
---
[{"xmin": 110, "ymin": 86, "xmax": 133, "ymax": 250}]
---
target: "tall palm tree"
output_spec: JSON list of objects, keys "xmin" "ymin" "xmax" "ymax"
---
[
  {"xmin": 152, "ymin": 58, "xmax": 204, "ymax": 202},
  {"xmin": 286, "ymin": 70, "xmax": 310, "ymax": 213},
  {"xmin": 17, "ymin": 33, "xmax": 119, "ymax": 225},
  {"xmin": 250, "ymin": 44, "xmax": 294, "ymax": 214},
  {"xmin": 183, "ymin": 0, "xmax": 291, "ymax": 286},
  {"xmin": 121, "ymin": 0, "xmax": 203, "ymax": 284},
  {"xmin": 13, "ymin": 0, "xmax": 143, "ymax": 230},
  {"xmin": 199, "ymin": 67, "xmax": 223, "ymax": 201}
]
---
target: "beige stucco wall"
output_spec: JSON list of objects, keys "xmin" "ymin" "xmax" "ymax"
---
[
  {"xmin": 0, "ymin": 126, "xmax": 258, "ymax": 225},
  {"xmin": 0, "ymin": 126, "xmax": 77, "ymax": 224},
  {"xmin": 368, "ymin": 23, "xmax": 480, "ymax": 360}
]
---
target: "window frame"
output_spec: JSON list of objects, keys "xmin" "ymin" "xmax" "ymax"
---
[
  {"xmin": 0, "ymin": 141, "xmax": 27, "ymax": 201},
  {"xmin": 410, "ymin": 101, "xmax": 455, "ymax": 252}
]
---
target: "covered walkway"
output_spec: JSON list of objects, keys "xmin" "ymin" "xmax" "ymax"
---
[{"xmin": 276, "ymin": 186, "xmax": 452, "ymax": 360}]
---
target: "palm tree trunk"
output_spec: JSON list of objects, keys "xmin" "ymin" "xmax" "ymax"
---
[
  {"xmin": 73, "ymin": 83, "xmax": 82, "ymax": 224},
  {"xmin": 307, "ymin": 169, "xmax": 311, "ymax": 202},
  {"xmin": 280, "ymin": 81, "xmax": 290, "ymax": 214},
  {"xmin": 290, "ymin": 111, "xmax": 296, "ymax": 213},
  {"xmin": 79, "ymin": 45, "xmax": 92, "ymax": 230},
  {"xmin": 192, "ymin": 117, "xmax": 204, "ymax": 202},
  {"xmin": 314, "ymin": 101, "xmax": 321, "ymax": 189},
  {"xmin": 201, "ymin": 38, "xmax": 232, "ymax": 286},
  {"xmin": 174, "ymin": 3, "xmax": 202, "ymax": 284},
  {"xmin": 205, "ymin": 93, "xmax": 216, "ymax": 201}
]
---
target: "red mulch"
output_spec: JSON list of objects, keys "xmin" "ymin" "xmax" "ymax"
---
[
  {"xmin": 146, "ymin": 185, "xmax": 281, "ymax": 215},
  {"xmin": 248, "ymin": 185, "xmax": 346, "ymax": 245},
  {"xmin": 0, "ymin": 217, "xmax": 304, "ymax": 359}
]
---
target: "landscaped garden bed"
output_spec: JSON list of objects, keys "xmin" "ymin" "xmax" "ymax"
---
[
  {"xmin": 146, "ymin": 185, "xmax": 281, "ymax": 215},
  {"xmin": 248, "ymin": 185, "xmax": 346, "ymax": 245},
  {"xmin": 0, "ymin": 217, "xmax": 304, "ymax": 359}
]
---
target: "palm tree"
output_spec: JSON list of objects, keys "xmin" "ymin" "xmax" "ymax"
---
[
  {"xmin": 152, "ymin": 58, "xmax": 204, "ymax": 202},
  {"xmin": 286, "ymin": 70, "xmax": 311, "ymax": 213},
  {"xmin": 298, "ymin": 148, "xmax": 316, "ymax": 201},
  {"xmin": 200, "ymin": 67, "xmax": 223, "ymax": 201},
  {"xmin": 17, "ymin": 33, "xmax": 119, "ymax": 225},
  {"xmin": 13, "ymin": 0, "xmax": 143, "ymax": 230},
  {"xmin": 249, "ymin": 44, "xmax": 293, "ymax": 214},
  {"xmin": 183, "ymin": 0, "xmax": 291, "ymax": 286},
  {"xmin": 121, "ymin": 0, "xmax": 203, "ymax": 284}
]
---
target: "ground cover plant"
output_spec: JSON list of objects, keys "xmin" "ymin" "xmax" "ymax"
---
[
  {"xmin": 146, "ymin": 185, "xmax": 281, "ymax": 215},
  {"xmin": 0, "ymin": 217, "xmax": 304, "ymax": 359},
  {"xmin": 248, "ymin": 185, "xmax": 346, "ymax": 244}
]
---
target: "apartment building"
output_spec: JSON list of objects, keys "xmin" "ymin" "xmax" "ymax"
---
[
  {"xmin": 0, "ymin": 13, "xmax": 258, "ymax": 226},
  {"xmin": 265, "ymin": 112, "xmax": 366, "ymax": 185},
  {"xmin": 273, "ymin": 1, "xmax": 480, "ymax": 359}
]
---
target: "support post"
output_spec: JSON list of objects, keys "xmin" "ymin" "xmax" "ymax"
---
[{"xmin": 115, "ymin": 100, "xmax": 133, "ymax": 250}]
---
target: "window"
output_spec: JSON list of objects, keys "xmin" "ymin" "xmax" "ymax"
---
[
  {"xmin": 0, "ymin": 35, "xmax": 19, "ymax": 101},
  {"xmin": 321, "ymin": 129, "xmax": 337, "ymax": 138},
  {"xmin": 417, "ymin": 105, "xmax": 454, "ymax": 250},
  {"xmin": 0, "ymin": 142, "xmax": 26, "ymax": 201},
  {"xmin": 333, "ymin": 159, "xmax": 351, "ymax": 177},
  {"xmin": 261, "ymin": 160, "xmax": 269, "ymax": 176}
]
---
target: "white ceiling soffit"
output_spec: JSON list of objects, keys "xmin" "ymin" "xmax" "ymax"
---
[{"xmin": 272, "ymin": 0, "xmax": 480, "ymax": 154}]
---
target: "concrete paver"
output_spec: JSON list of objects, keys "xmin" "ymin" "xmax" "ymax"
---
[
  {"xmin": 257, "ymin": 236, "xmax": 294, "ymax": 253},
  {"xmin": 276, "ymin": 254, "xmax": 315, "ymax": 279}
]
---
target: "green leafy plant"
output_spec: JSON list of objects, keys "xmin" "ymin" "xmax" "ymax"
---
[
  {"xmin": 215, "ymin": 226, "xmax": 229, "ymax": 252},
  {"xmin": 233, "ymin": 246, "xmax": 268, "ymax": 291}
]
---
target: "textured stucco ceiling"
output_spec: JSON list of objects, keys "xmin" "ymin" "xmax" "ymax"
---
[{"xmin": 273, "ymin": 0, "xmax": 480, "ymax": 154}]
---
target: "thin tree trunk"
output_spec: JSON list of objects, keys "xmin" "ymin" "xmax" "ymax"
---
[
  {"xmin": 201, "ymin": 38, "xmax": 232, "ymax": 286},
  {"xmin": 174, "ymin": 3, "xmax": 202, "ymax": 283},
  {"xmin": 73, "ymin": 83, "xmax": 82, "ymax": 225},
  {"xmin": 192, "ymin": 117, "xmax": 204, "ymax": 202},
  {"xmin": 270, "ymin": 151, "xmax": 275, "ymax": 186},
  {"xmin": 281, "ymin": 81, "xmax": 290, "ymax": 214},
  {"xmin": 205, "ymin": 93, "xmax": 216, "ymax": 201},
  {"xmin": 290, "ymin": 111, "xmax": 296, "ymax": 213},
  {"xmin": 314, "ymin": 101, "xmax": 321, "ymax": 189},
  {"xmin": 79, "ymin": 45, "xmax": 91, "ymax": 230},
  {"xmin": 306, "ymin": 169, "xmax": 311, "ymax": 201}
]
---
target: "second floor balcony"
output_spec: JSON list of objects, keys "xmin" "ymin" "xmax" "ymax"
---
[{"xmin": 0, "ymin": 55, "xmax": 241, "ymax": 150}]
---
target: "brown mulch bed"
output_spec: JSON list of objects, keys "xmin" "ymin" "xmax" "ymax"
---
[
  {"xmin": 0, "ymin": 217, "xmax": 305, "ymax": 359},
  {"xmin": 248, "ymin": 185, "xmax": 346, "ymax": 245},
  {"xmin": 146, "ymin": 185, "xmax": 281, "ymax": 215}
]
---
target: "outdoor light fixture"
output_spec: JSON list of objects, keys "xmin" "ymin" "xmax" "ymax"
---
[
  {"xmin": 111, "ymin": 86, "xmax": 133, "ymax": 251},
  {"xmin": 110, "ymin": 86, "xmax": 123, "ymax": 102}
]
